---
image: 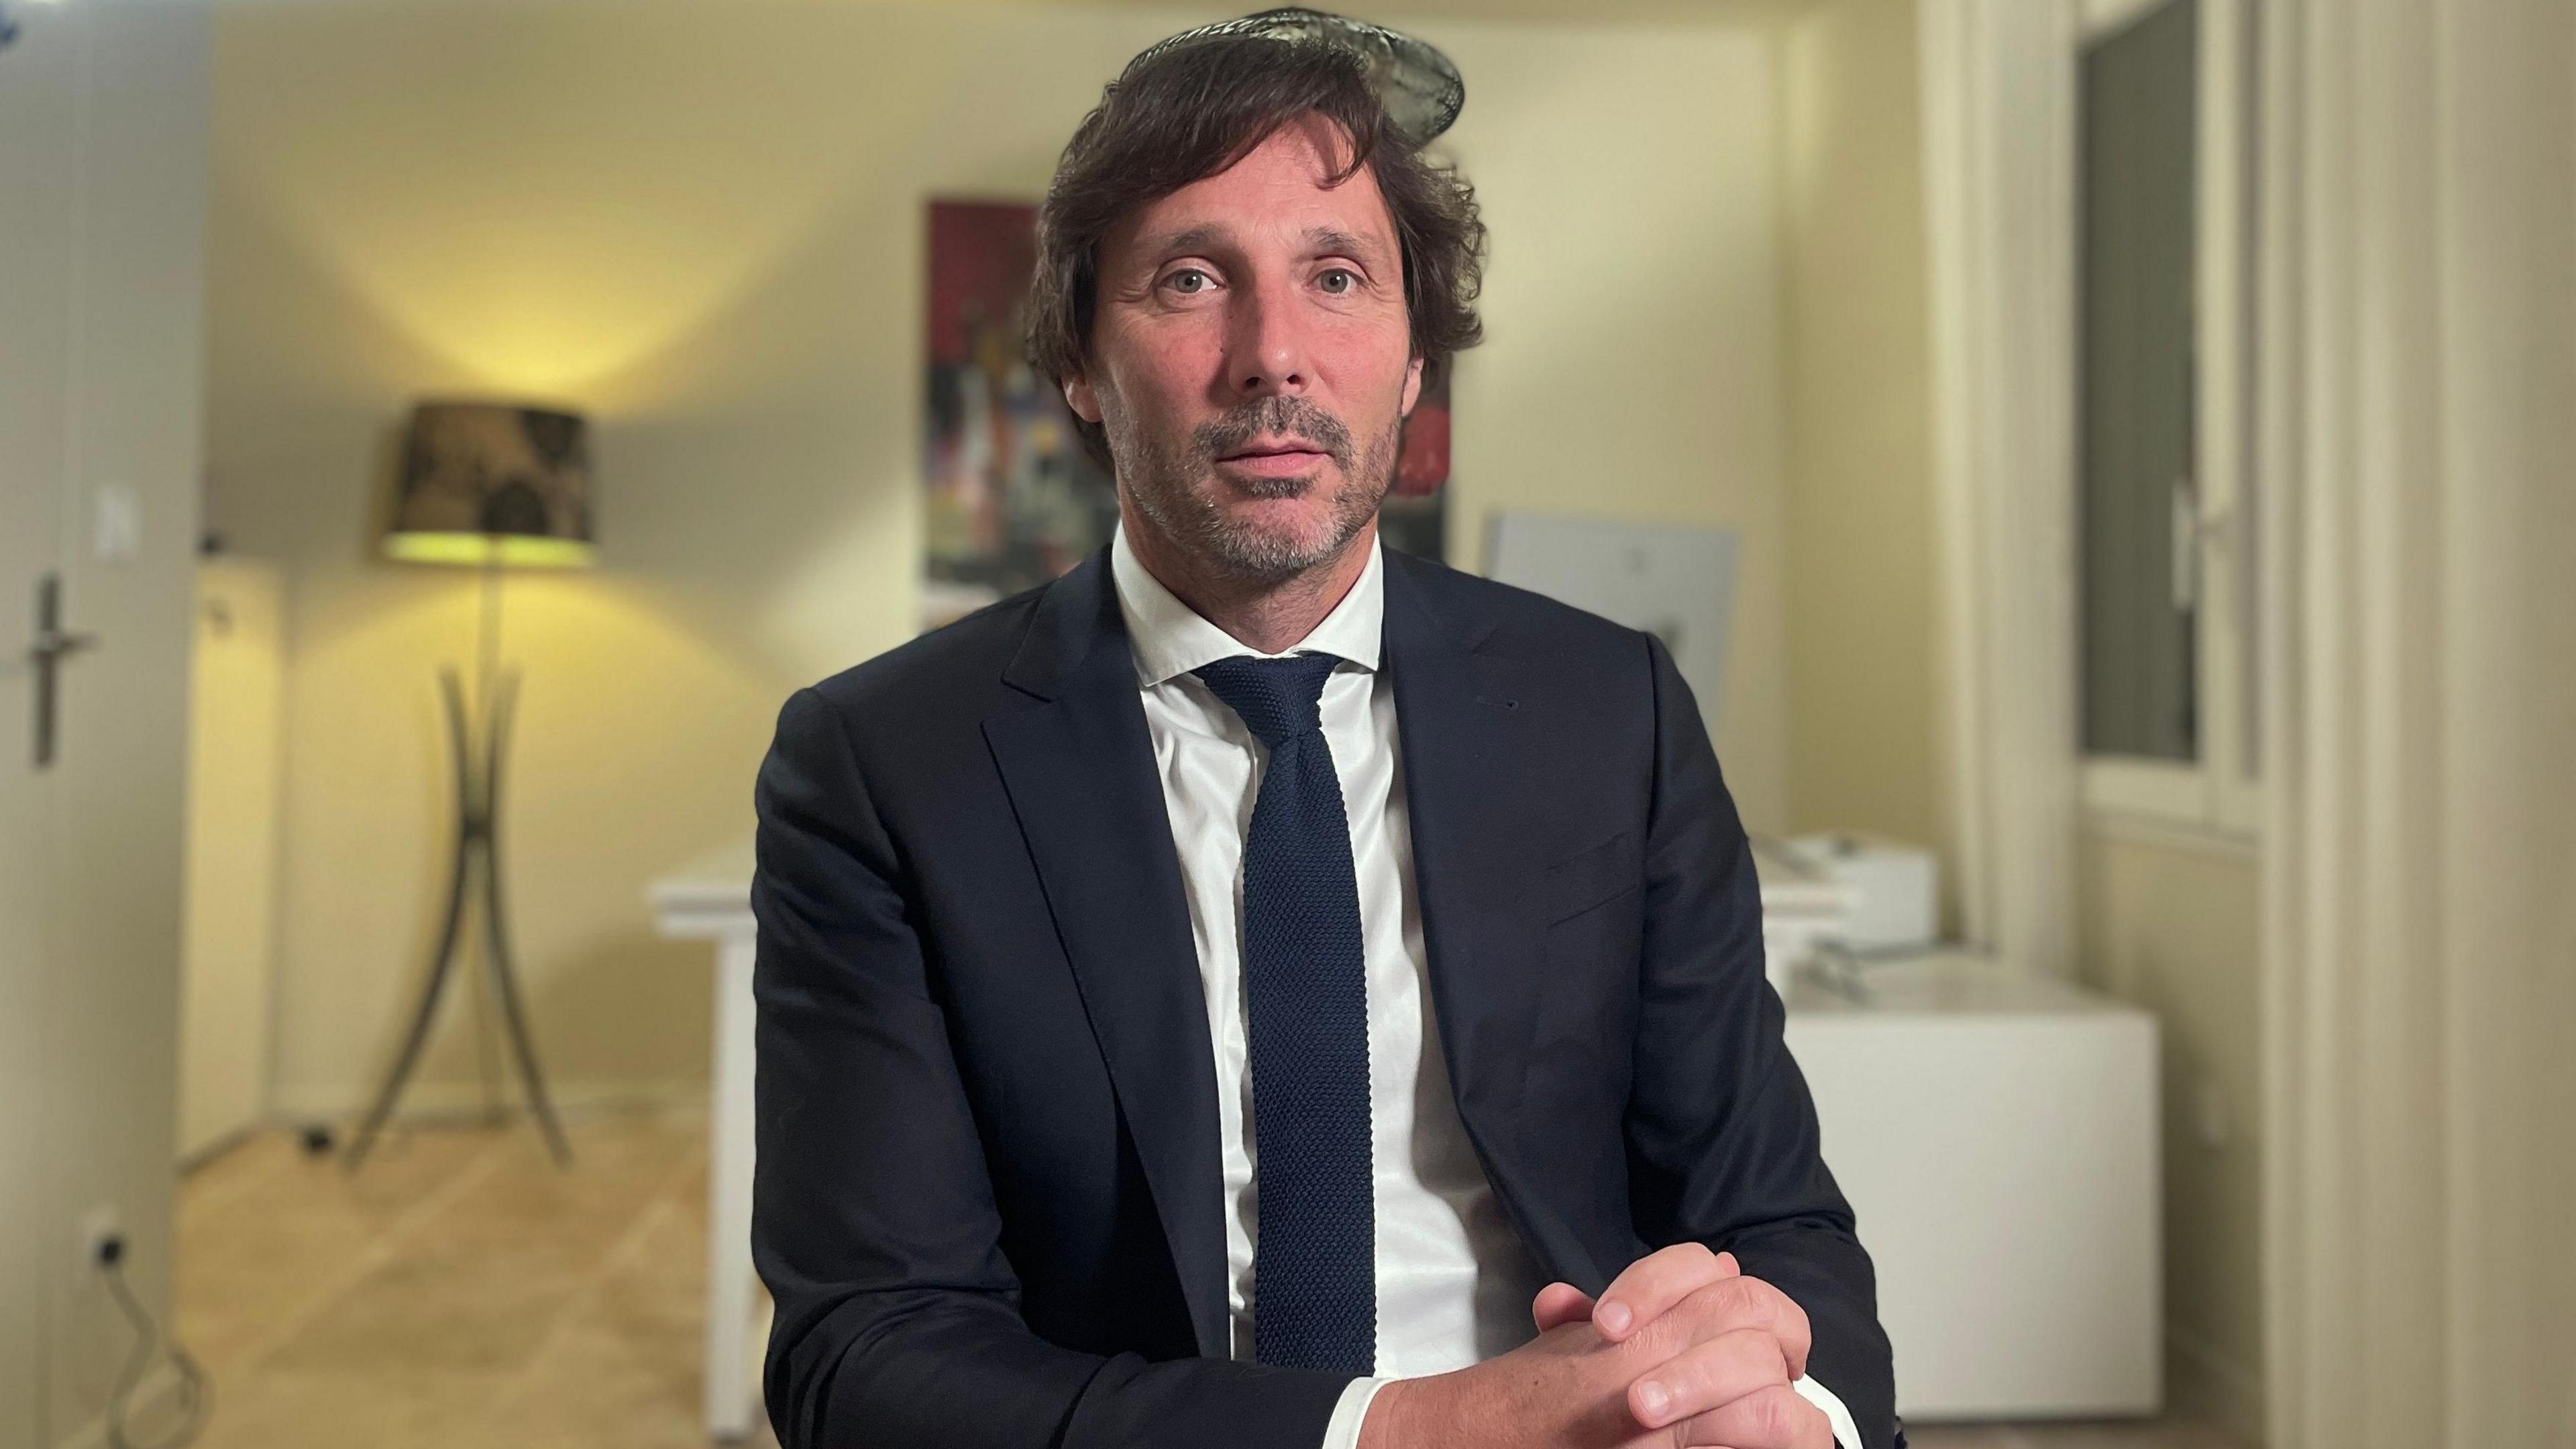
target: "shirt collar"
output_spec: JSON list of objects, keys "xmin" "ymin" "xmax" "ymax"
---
[{"xmin": 1109, "ymin": 521, "xmax": 1385, "ymax": 687}]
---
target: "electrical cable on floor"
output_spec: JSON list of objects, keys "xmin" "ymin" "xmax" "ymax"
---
[{"xmin": 96, "ymin": 1236, "xmax": 211, "ymax": 1449}]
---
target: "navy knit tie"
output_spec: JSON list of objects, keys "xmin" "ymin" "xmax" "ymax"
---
[{"xmin": 1191, "ymin": 652, "xmax": 1375, "ymax": 1375}]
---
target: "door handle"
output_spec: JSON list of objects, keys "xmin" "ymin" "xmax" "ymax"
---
[{"xmin": 28, "ymin": 572, "xmax": 97, "ymax": 769}]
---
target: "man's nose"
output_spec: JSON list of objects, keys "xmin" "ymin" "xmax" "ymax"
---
[{"xmin": 1224, "ymin": 274, "xmax": 1310, "ymax": 398}]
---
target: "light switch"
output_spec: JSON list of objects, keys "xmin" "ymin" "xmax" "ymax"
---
[{"xmin": 93, "ymin": 482, "xmax": 141, "ymax": 563}]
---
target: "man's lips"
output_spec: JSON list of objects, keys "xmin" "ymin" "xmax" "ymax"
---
[{"xmin": 1214, "ymin": 442, "xmax": 1332, "ymax": 478}]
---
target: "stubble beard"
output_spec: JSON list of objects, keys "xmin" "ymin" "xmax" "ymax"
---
[{"xmin": 1111, "ymin": 392, "xmax": 1399, "ymax": 584}]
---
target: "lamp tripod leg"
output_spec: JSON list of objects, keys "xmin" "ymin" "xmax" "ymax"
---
[
  {"xmin": 347, "ymin": 666, "xmax": 480, "ymax": 1171},
  {"xmin": 478, "ymin": 669, "xmax": 572, "ymax": 1167},
  {"xmin": 345, "ymin": 814, "xmax": 475, "ymax": 1171},
  {"xmin": 480, "ymin": 852, "xmax": 571, "ymax": 1168}
]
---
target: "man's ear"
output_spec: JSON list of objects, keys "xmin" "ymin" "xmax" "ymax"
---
[
  {"xmin": 1399, "ymin": 355, "xmax": 1426, "ymax": 418},
  {"xmin": 1065, "ymin": 375, "xmax": 1103, "ymax": 425}
]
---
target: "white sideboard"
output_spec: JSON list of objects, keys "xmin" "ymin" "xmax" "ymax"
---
[{"xmin": 1784, "ymin": 952, "xmax": 2161, "ymax": 1421}]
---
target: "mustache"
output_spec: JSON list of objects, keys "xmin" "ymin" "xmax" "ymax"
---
[{"xmin": 1192, "ymin": 395, "xmax": 1354, "ymax": 470}]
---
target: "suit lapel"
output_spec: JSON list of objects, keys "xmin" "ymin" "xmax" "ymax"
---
[
  {"xmin": 983, "ymin": 551, "xmax": 1230, "ymax": 1358},
  {"xmin": 1382, "ymin": 554, "xmax": 1606, "ymax": 1289}
]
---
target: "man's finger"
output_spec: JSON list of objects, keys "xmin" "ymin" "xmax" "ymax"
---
[
  {"xmin": 1673, "ymin": 1382, "xmax": 1833, "ymax": 1449},
  {"xmin": 1530, "ymin": 1281, "xmax": 1595, "ymax": 1334},
  {"xmin": 1624, "ymin": 1326, "xmax": 1787, "ymax": 1432},
  {"xmin": 1654, "ymin": 1273, "xmax": 1814, "ymax": 1382},
  {"xmin": 1592, "ymin": 1243, "xmax": 1737, "ymax": 1342}
]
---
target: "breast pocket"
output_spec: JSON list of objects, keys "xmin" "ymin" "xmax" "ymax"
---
[{"xmin": 1544, "ymin": 830, "xmax": 1642, "ymax": 926}]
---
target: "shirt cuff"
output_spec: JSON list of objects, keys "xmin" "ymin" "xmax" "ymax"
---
[
  {"xmin": 1327, "ymin": 1373, "xmax": 1852, "ymax": 1449},
  {"xmin": 1319, "ymin": 1376, "xmax": 1391, "ymax": 1449},
  {"xmin": 1792, "ymin": 1373, "xmax": 1864, "ymax": 1449}
]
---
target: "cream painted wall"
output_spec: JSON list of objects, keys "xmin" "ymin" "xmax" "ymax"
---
[
  {"xmin": 1439, "ymin": 21, "xmax": 1792, "ymax": 820},
  {"xmin": 1775, "ymin": 0, "xmax": 1943, "ymax": 861},
  {"xmin": 2078, "ymin": 826, "xmax": 2263, "ymax": 1440},
  {"xmin": 209, "ymin": 0, "xmax": 1796, "ymax": 1115}
]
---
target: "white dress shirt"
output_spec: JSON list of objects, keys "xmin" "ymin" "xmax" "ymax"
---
[{"xmin": 1109, "ymin": 525, "xmax": 1861, "ymax": 1449}]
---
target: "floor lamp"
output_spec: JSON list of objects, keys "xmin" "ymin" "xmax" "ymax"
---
[{"xmin": 345, "ymin": 401, "xmax": 597, "ymax": 1171}]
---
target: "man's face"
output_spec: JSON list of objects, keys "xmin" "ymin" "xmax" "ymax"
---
[{"xmin": 1067, "ymin": 116, "xmax": 1424, "ymax": 580}]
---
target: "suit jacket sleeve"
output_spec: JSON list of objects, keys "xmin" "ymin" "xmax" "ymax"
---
[
  {"xmin": 1623, "ymin": 637, "xmax": 1900, "ymax": 1449},
  {"xmin": 751, "ymin": 687, "xmax": 1351, "ymax": 1449}
]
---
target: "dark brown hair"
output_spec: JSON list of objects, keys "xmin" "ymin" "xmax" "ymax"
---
[{"xmin": 1029, "ymin": 33, "xmax": 1486, "ymax": 472}]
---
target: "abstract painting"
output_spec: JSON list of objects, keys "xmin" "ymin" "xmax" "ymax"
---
[{"xmin": 923, "ymin": 201, "xmax": 1116, "ymax": 629}]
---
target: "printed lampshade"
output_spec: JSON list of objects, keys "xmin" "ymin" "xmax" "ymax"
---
[{"xmin": 384, "ymin": 402, "xmax": 597, "ymax": 568}]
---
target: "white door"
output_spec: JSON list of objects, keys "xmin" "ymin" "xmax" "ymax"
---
[
  {"xmin": 0, "ymin": 9, "xmax": 83, "ymax": 1442},
  {"xmin": 0, "ymin": 3, "xmax": 210, "ymax": 1446}
]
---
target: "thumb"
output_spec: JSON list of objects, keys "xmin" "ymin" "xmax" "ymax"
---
[{"xmin": 1530, "ymin": 1281, "xmax": 1597, "ymax": 1333}]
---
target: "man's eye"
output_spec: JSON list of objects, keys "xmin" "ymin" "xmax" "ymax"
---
[
  {"xmin": 1318, "ymin": 268, "xmax": 1358, "ymax": 294},
  {"xmin": 1165, "ymin": 269, "xmax": 1212, "ymax": 295}
]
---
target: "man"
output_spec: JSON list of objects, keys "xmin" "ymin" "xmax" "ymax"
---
[{"xmin": 752, "ymin": 17, "xmax": 1898, "ymax": 1449}]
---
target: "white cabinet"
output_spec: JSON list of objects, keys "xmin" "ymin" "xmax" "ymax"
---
[{"xmin": 1784, "ymin": 953, "xmax": 2161, "ymax": 1421}]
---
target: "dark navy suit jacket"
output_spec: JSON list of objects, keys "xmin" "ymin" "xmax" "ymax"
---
[{"xmin": 750, "ymin": 543, "xmax": 1897, "ymax": 1449}]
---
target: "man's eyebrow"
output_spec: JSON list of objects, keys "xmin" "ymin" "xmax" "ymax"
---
[
  {"xmin": 1137, "ymin": 223, "xmax": 1231, "ymax": 260},
  {"xmin": 1303, "ymin": 225, "xmax": 1388, "ymax": 261}
]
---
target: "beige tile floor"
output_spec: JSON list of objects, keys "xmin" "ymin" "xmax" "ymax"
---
[
  {"xmin": 176, "ymin": 1112, "xmax": 2245, "ymax": 1449},
  {"xmin": 177, "ymin": 1112, "xmax": 780, "ymax": 1449}
]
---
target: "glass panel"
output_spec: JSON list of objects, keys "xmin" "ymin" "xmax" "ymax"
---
[{"xmin": 2078, "ymin": 0, "xmax": 2198, "ymax": 761}]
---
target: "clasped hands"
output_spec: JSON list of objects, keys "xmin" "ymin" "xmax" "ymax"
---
[{"xmin": 1356, "ymin": 1244, "xmax": 1834, "ymax": 1449}]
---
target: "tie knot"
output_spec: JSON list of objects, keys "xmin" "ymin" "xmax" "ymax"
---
[{"xmin": 1191, "ymin": 653, "xmax": 1342, "ymax": 748}]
